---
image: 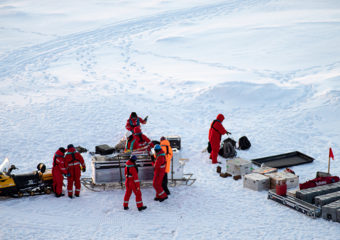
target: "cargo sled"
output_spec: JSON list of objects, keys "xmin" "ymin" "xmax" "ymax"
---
[
  {"xmin": 0, "ymin": 158, "xmax": 53, "ymax": 198},
  {"xmin": 81, "ymin": 136, "xmax": 195, "ymax": 191}
]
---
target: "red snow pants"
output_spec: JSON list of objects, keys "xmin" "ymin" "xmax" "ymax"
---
[
  {"xmin": 153, "ymin": 171, "xmax": 167, "ymax": 199},
  {"xmin": 210, "ymin": 143, "xmax": 220, "ymax": 164},
  {"xmin": 124, "ymin": 178, "xmax": 143, "ymax": 208},
  {"xmin": 67, "ymin": 166, "xmax": 81, "ymax": 197},
  {"xmin": 52, "ymin": 168, "xmax": 64, "ymax": 195}
]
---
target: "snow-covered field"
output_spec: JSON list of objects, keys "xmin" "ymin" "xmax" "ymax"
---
[{"xmin": 1, "ymin": 0, "xmax": 340, "ymax": 239}]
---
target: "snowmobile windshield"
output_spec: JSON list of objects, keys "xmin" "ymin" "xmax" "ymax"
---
[{"xmin": 0, "ymin": 158, "xmax": 10, "ymax": 173}]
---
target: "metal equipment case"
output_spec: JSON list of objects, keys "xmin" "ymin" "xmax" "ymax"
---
[
  {"xmin": 322, "ymin": 199, "xmax": 340, "ymax": 222},
  {"xmin": 243, "ymin": 173, "xmax": 270, "ymax": 191},
  {"xmin": 91, "ymin": 151, "xmax": 153, "ymax": 184},
  {"xmin": 226, "ymin": 158, "xmax": 252, "ymax": 176},
  {"xmin": 265, "ymin": 171, "xmax": 299, "ymax": 189},
  {"xmin": 170, "ymin": 148, "xmax": 183, "ymax": 180},
  {"xmin": 166, "ymin": 135, "xmax": 181, "ymax": 150}
]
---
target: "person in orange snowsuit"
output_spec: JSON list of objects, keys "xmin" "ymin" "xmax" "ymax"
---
[
  {"xmin": 123, "ymin": 155, "xmax": 147, "ymax": 211},
  {"xmin": 160, "ymin": 137, "xmax": 173, "ymax": 195},
  {"xmin": 64, "ymin": 144, "xmax": 86, "ymax": 198},
  {"xmin": 52, "ymin": 147, "xmax": 67, "ymax": 197},
  {"xmin": 125, "ymin": 112, "xmax": 148, "ymax": 133},
  {"xmin": 208, "ymin": 114, "xmax": 230, "ymax": 164},
  {"xmin": 153, "ymin": 144, "xmax": 168, "ymax": 202}
]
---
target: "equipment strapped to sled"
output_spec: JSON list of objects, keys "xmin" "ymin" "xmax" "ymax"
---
[{"xmin": 81, "ymin": 146, "xmax": 195, "ymax": 191}]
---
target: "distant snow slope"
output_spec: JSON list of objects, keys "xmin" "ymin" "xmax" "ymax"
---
[{"xmin": 0, "ymin": 0, "xmax": 340, "ymax": 239}]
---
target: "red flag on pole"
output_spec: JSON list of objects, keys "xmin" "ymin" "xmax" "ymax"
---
[{"xmin": 329, "ymin": 147, "xmax": 334, "ymax": 160}]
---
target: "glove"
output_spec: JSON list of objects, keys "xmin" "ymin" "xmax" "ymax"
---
[
  {"xmin": 226, "ymin": 131, "xmax": 232, "ymax": 135},
  {"xmin": 82, "ymin": 167, "xmax": 86, "ymax": 173},
  {"xmin": 144, "ymin": 116, "xmax": 148, "ymax": 122}
]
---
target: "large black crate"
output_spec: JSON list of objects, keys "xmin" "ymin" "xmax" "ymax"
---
[{"xmin": 95, "ymin": 144, "xmax": 115, "ymax": 155}]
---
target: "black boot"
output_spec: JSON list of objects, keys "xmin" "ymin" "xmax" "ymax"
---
[
  {"xmin": 138, "ymin": 206, "xmax": 147, "ymax": 211},
  {"xmin": 124, "ymin": 206, "xmax": 129, "ymax": 210},
  {"xmin": 154, "ymin": 197, "xmax": 160, "ymax": 201},
  {"xmin": 159, "ymin": 196, "xmax": 168, "ymax": 202}
]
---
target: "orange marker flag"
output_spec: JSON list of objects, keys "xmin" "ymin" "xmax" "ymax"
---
[{"xmin": 329, "ymin": 147, "xmax": 334, "ymax": 160}]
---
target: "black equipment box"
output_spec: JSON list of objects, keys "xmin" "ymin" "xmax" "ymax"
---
[
  {"xmin": 167, "ymin": 136, "xmax": 181, "ymax": 150},
  {"xmin": 95, "ymin": 144, "xmax": 115, "ymax": 155}
]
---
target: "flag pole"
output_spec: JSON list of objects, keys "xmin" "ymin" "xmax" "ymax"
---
[{"xmin": 328, "ymin": 154, "xmax": 330, "ymax": 174}]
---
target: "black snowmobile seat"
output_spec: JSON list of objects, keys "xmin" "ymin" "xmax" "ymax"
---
[{"xmin": 13, "ymin": 171, "xmax": 40, "ymax": 189}]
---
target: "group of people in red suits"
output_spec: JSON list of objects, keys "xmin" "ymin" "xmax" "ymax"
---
[
  {"xmin": 123, "ymin": 112, "xmax": 173, "ymax": 211},
  {"xmin": 52, "ymin": 144, "xmax": 86, "ymax": 198},
  {"xmin": 52, "ymin": 112, "xmax": 228, "ymax": 211}
]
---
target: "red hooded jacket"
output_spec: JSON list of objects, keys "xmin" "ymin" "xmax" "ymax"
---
[
  {"xmin": 209, "ymin": 114, "xmax": 227, "ymax": 149},
  {"xmin": 125, "ymin": 113, "xmax": 146, "ymax": 132}
]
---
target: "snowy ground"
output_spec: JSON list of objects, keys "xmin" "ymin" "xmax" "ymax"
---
[{"xmin": 1, "ymin": 0, "xmax": 340, "ymax": 239}]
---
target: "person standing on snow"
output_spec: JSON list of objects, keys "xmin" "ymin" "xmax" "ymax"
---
[
  {"xmin": 64, "ymin": 144, "xmax": 86, "ymax": 198},
  {"xmin": 123, "ymin": 155, "xmax": 147, "ymax": 211},
  {"xmin": 153, "ymin": 144, "xmax": 168, "ymax": 202},
  {"xmin": 125, "ymin": 112, "xmax": 148, "ymax": 133},
  {"xmin": 208, "ymin": 114, "xmax": 231, "ymax": 164},
  {"xmin": 160, "ymin": 136, "xmax": 173, "ymax": 195},
  {"xmin": 52, "ymin": 147, "xmax": 67, "ymax": 197}
]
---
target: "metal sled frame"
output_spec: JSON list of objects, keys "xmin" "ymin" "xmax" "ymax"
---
[
  {"xmin": 169, "ymin": 173, "xmax": 196, "ymax": 187},
  {"xmin": 268, "ymin": 190, "xmax": 321, "ymax": 219},
  {"xmin": 81, "ymin": 151, "xmax": 196, "ymax": 191},
  {"xmin": 81, "ymin": 177, "xmax": 154, "ymax": 192}
]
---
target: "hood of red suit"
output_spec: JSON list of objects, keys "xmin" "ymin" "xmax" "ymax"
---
[{"xmin": 217, "ymin": 114, "xmax": 224, "ymax": 122}]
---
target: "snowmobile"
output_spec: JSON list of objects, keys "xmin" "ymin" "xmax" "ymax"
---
[{"xmin": 0, "ymin": 158, "xmax": 53, "ymax": 198}]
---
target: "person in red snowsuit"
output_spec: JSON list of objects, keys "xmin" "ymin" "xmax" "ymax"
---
[
  {"xmin": 208, "ymin": 114, "xmax": 230, "ymax": 164},
  {"xmin": 125, "ymin": 112, "xmax": 148, "ymax": 133},
  {"xmin": 52, "ymin": 147, "xmax": 67, "ymax": 197},
  {"xmin": 123, "ymin": 155, "xmax": 147, "ymax": 211},
  {"xmin": 153, "ymin": 144, "xmax": 168, "ymax": 202},
  {"xmin": 127, "ymin": 126, "xmax": 154, "ymax": 152},
  {"xmin": 64, "ymin": 144, "xmax": 86, "ymax": 198}
]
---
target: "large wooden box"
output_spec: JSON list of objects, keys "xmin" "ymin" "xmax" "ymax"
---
[
  {"xmin": 265, "ymin": 171, "xmax": 299, "ymax": 189},
  {"xmin": 243, "ymin": 173, "xmax": 270, "ymax": 191},
  {"xmin": 226, "ymin": 158, "xmax": 252, "ymax": 176}
]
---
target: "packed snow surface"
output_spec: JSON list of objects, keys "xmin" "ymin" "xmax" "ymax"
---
[{"xmin": 1, "ymin": 0, "xmax": 340, "ymax": 239}]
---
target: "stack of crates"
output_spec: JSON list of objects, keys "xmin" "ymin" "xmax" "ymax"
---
[{"xmin": 296, "ymin": 182, "xmax": 340, "ymax": 204}]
